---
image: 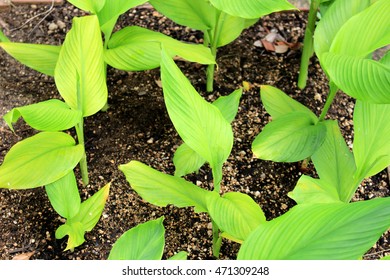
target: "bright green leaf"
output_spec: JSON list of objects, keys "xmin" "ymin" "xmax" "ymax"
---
[
  {"xmin": 252, "ymin": 112, "xmax": 327, "ymax": 162},
  {"xmin": 3, "ymin": 99, "xmax": 82, "ymax": 132},
  {"xmin": 207, "ymin": 192, "xmax": 266, "ymax": 242},
  {"xmin": 0, "ymin": 42, "xmax": 60, "ymax": 76},
  {"xmin": 105, "ymin": 26, "xmax": 214, "ymax": 71},
  {"xmin": 212, "ymin": 88, "xmax": 242, "ymax": 123},
  {"xmin": 119, "ymin": 161, "xmax": 209, "ymax": 213},
  {"xmin": 56, "ymin": 183, "xmax": 110, "ymax": 251},
  {"xmin": 380, "ymin": 255, "xmax": 390, "ymax": 260},
  {"xmin": 0, "ymin": 29, "xmax": 10, "ymax": 42},
  {"xmin": 238, "ymin": 197, "xmax": 390, "ymax": 259},
  {"xmin": 67, "ymin": 0, "xmax": 106, "ymax": 13},
  {"xmin": 168, "ymin": 251, "xmax": 188, "ymax": 260},
  {"xmin": 260, "ymin": 85, "xmax": 315, "ymax": 119},
  {"xmin": 149, "ymin": 0, "xmax": 218, "ymax": 31},
  {"xmin": 215, "ymin": 14, "xmax": 257, "ymax": 47},
  {"xmin": 173, "ymin": 143, "xmax": 206, "ymax": 177},
  {"xmin": 45, "ymin": 171, "xmax": 81, "ymax": 219},
  {"xmin": 288, "ymin": 175, "xmax": 341, "ymax": 205},
  {"xmin": 311, "ymin": 120, "xmax": 357, "ymax": 202},
  {"xmin": 209, "ymin": 0, "xmax": 296, "ymax": 19},
  {"xmin": 161, "ymin": 48, "xmax": 232, "ymax": 188},
  {"xmin": 353, "ymin": 100, "xmax": 390, "ymax": 179},
  {"xmin": 55, "ymin": 15, "xmax": 107, "ymax": 117},
  {"xmin": 108, "ymin": 217, "xmax": 165, "ymax": 260},
  {"xmin": 329, "ymin": 0, "xmax": 390, "ymax": 58},
  {"xmin": 0, "ymin": 132, "xmax": 84, "ymax": 189}
]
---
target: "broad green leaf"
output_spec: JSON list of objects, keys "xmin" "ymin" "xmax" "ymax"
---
[
  {"xmin": 45, "ymin": 171, "xmax": 81, "ymax": 219},
  {"xmin": 314, "ymin": 0, "xmax": 371, "ymax": 57},
  {"xmin": 0, "ymin": 29, "xmax": 10, "ymax": 42},
  {"xmin": 0, "ymin": 42, "xmax": 60, "ymax": 76},
  {"xmin": 329, "ymin": 0, "xmax": 390, "ymax": 58},
  {"xmin": 353, "ymin": 100, "xmax": 390, "ymax": 179},
  {"xmin": 105, "ymin": 26, "xmax": 214, "ymax": 71},
  {"xmin": 209, "ymin": 0, "xmax": 296, "ymax": 19},
  {"xmin": 322, "ymin": 52, "xmax": 390, "ymax": 103},
  {"xmin": 161, "ymin": 48, "xmax": 232, "ymax": 188},
  {"xmin": 67, "ymin": 0, "xmax": 106, "ymax": 13},
  {"xmin": 55, "ymin": 15, "xmax": 107, "ymax": 117},
  {"xmin": 238, "ymin": 197, "xmax": 390, "ymax": 260},
  {"xmin": 168, "ymin": 251, "xmax": 188, "ymax": 260},
  {"xmin": 108, "ymin": 217, "xmax": 165, "ymax": 260},
  {"xmin": 311, "ymin": 120, "xmax": 357, "ymax": 202},
  {"xmin": 97, "ymin": 0, "xmax": 148, "ymax": 39},
  {"xmin": 56, "ymin": 183, "xmax": 110, "ymax": 251},
  {"xmin": 173, "ymin": 89, "xmax": 242, "ymax": 177},
  {"xmin": 119, "ymin": 161, "xmax": 209, "ymax": 213},
  {"xmin": 207, "ymin": 192, "xmax": 266, "ymax": 242},
  {"xmin": 4, "ymin": 99, "xmax": 82, "ymax": 132},
  {"xmin": 216, "ymin": 14, "xmax": 257, "ymax": 47},
  {"xmin": 173, "ymin": 143, "xmax": 206, "ymax": 177},
  {"xmin": 149, "ymin": 0, "xmax": 218, "ymax": 31},
  {"xmin": 212, "ymin": 88, "xmax": 242, "ymax": 123},
  {"xmin": 0, "ymin": 132, "xmax": 84, "ymax": 189},
  {"xmin": 380, "ymin": 255, "xmax": 390, "ymax": 260},
  {"xmin": 288, "ymin": 175, "xmax": 341, "ymax": 205},
  {"xmin": 252, "ymin": 112, "xmax": 327, "ymax": 162},
  {"xmin": 260, "ymin": 85, "xmax": 315, "ymax": 119}
]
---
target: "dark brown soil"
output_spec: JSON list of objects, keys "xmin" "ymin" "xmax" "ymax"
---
[{"xmin": 0, "ymin": 3, "xmax": 389, "ymax": 260}]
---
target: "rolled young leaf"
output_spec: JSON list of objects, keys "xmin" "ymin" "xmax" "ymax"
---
[
  {"xmin": 238, "ymin": 197, "xmax": 390, "ymax": 259},
  {"xmin": 209, "ymin": 0, "xmax": 296, "ymax": 19},
  {"xmin": 353, "ymin": 100, "xmax": 390, "ymax": 179},
  {"xmin": 55, "ymin": 183, "xmax": 110, "ymax": 251},
  {"xmin": 160, "ymin": 47, "xmax": 233, "ymax": 189},
  {"xmin": 4, "ymin": 99, "xmax": 82, "ymax": 132},
  {"xmin": 45, "ymin": 171, "xmax": 81, "ymax": 219},
  {"xmin": 0, "ymin": 43, "xmax": 60, "ymax": 76},
  {"xmin": 252, "ymin": 112, "xmax": 327, "ymax": 162},
  {"xmin": 0, "ymin": 132, "xmax": 84, "ymax": 189},
  {"xmin": 119, "ymin": 161, "xmax": 210, "ymax": 213},
  {"xmin": 104, "ymin": 26, "xmax": 215, "ymax": 71},
  {"xmin": 207, "ymin": 192, "xmax": 266, "ymax": 243},
  {"xmin": 108, "ymin": 217, "xmax": 165, "ymax": 260},
  {"xmin": 55, "ymin": 15, "xmax": 107, "ymax": 117}
]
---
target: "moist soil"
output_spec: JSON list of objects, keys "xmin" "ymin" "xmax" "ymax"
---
[{"xmin": 0, "ymin": 3, "xmax": 389, "ymax": 260}]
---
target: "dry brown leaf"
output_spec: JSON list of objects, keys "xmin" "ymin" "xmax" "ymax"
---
[
  {"xmin": 261, "ymin": 39, "xmax": 275, "ymax": 52},
  {"xmin": 12, "ymin": 251, "xmax": 35, "ymax": 260}
]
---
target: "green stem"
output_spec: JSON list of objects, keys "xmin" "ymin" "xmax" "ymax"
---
[
  {"xmin": 319, "ymin": 82, "xmax": 338, "ymax": 121},
  {"xmin": 298, "ymin": 0, "xmax": 320, "ymax": 89},
  {"xmin": 75, "ymin": 120, "xmax": 89, "ymax": 186},
  {"xmin": 212, "ymin": 219, "xmax": 222, "ymax": 258}
]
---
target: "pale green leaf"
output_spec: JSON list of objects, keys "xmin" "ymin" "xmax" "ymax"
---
[
  {"xmin": 314, "ymin": 0, "xmax": 371, "ymax": 57},
  {"xmin": 0, "ymin": 42, "xmax": 60, "ymax": 76},
  {"xmin": 149, "ymin": 0, "xmax": 218, "ymax": 31},
  {"xmin": 67, "ymin": 0, "xmax": 106, "ymax": 13},
  {"xmin": 3, "ymin": 99, "xmax": 82, "ymax": 132},
  {"xmin": 288, "ymin": 175, "xmax": 341, "ymax": 205},
  {"xmin": 161, "ymin": 48, "xmax": 232, "ymax": 187},
  {"xmin": 173, "ymin": 89, "xmax": 242, "ymax": 177},
  {"xmin": 119, "ymin": 161, "xmax": 209, "ymax": 213},
  {"xmin": 168, "ymin": 251, "xmax": 188, "ymax": 260},
  {"xmin": 209, "ymin": 0, "xmax": 296, "ymax": 19},
  {"xmin": 329, "ymin": 0, "xmax": 390, "ymax": 58},
  {"xmin": 0, "ymin": 29, "xmax": 9, "ymax": 42},
  {"xmin": 353, "ymin": 100, "xmax": 390, "ymax": 179},
  {"xmin": 45, "ymin": 171, "xmax": 81, "ymax": 219},
  {"xmin": 97, "ymin": 0, "xmax": 148, "ymax": 38},
  {"xmin": 108, "ymin": 217, "xmax": 165, "ymax": 260},
  {"xmin": 207, "ymin": 192, "xmax": 266, "ymax": 242},
  {"xmin": 252, "ymin": 112, "xmax": 327, "ymax": 162},
  {"xmin": 56, "ymin": 183, "xmax": 110, "ymax": 251},
  {"xmin": 105, "ymin": 26, "xmax": 214, "ymax": 71},
  {"xmin": 238, "ymin": 197, "xmax": 390, "ymax": 259},
  {"xmin": 55, "ymin": 15, "xmax": 107, "ymax": 117},
  {"xmin": 311, "ymin": 120, "xmax": 357, "ymax": 202},
  {"xmin": 0, "ymin": 132, "xmax": 84, "ymax": 189},
  {"xmin": 322, "ymin": 52, "xmax": 390, "ymax": 104},
  {"xmin": 216, "ymin": 14, "xmax": 257, "ymax": 47},
  {"xmin": 380, "ymin": 50, "xmax": 390, "ymax": 66},
  {"xmin": 173, "ymin": 143, "xmax": 206, "ymax": 177},
  {"xmin": 260, "ymin": 85, "xmax": 315, "ymax": 119},
  {"xmin": 380, "ymin": 255, "xmax": 390, "ymax": 260}
]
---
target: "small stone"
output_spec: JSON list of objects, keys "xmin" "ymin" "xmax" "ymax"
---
[
  {"xmin": 147, "ymin": 138, "xmax": 154, "ymax": 144},
  {"xmin": 314, "ymin": 93, "xmax": 322, "ymax": 102},
  {"xmin": 57, "ymin": 20, "xmax": 66, "ymax": 29},
  {"xmin": 48, "ymin": 23, "xmax": 58, "ymax": 31},
  {"xmin": 281, "ymin": 203, "xmax": 288, "ymax": 210},
  {"xmin": 31, "ymin": 4, "xmax": 37, "ymax": 9}
]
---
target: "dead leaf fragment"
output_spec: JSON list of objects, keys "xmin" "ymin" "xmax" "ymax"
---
[{"xmin": 12, "ymin": 251, "xmax": 35, "ymax": 260}]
